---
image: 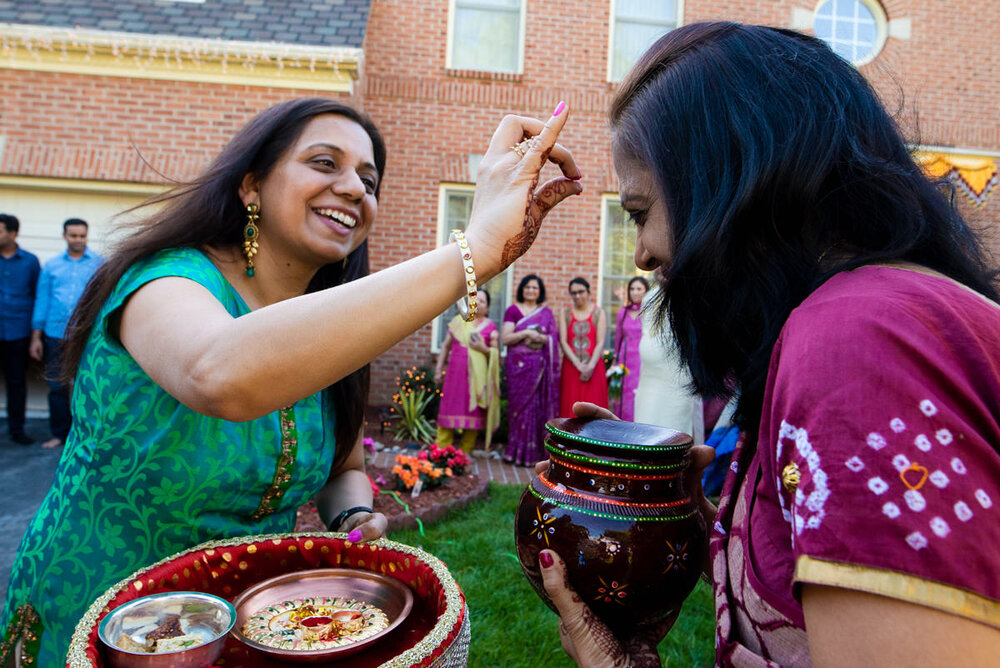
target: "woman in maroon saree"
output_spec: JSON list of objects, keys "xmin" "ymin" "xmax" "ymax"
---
[
  {"xmin": 522, "ymin": 23, "xmax": 1000, "ymax": 668},
  {"xmin": 502, "ymin": 274, "xmax": 560, "ymax": 466}
]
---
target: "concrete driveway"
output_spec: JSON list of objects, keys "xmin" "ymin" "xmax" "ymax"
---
[{"xmin": 0, "ymin": 418, "xmax": 61, "ymax": 605}]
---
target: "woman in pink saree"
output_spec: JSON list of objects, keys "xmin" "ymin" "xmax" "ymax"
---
[
  {"xmin": 525, "ymin": 23, "xmax": 1000, "ymax": 668},
  {"xmin": 502, "ymin": 274, "xmax": 560, "ymax": 466},
  {"xmin": 434, "ymin": 289, "xmax": 500, "ymax": 453}
]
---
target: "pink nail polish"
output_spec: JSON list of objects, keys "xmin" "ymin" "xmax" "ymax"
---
[
  {"xmin": 552, "ymin": 101, "xmax": 566, "ymax": 117},
  {"xmin": 539, "ymin": 551, "xmax": 554, "ymax": 568},
  {"xmin": 348, "ymin": 529, "xmax": 362, "ymax": 542}
]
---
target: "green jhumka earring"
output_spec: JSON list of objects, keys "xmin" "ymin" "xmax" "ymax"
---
[{"xmin": 242, "ymin": 202, "xmax": 260, "ymax": 277}]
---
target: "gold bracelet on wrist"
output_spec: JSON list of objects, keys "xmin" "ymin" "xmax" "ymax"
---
[{"xmin": 449, "ymin": 229, "xmax": 477, "ymax": 322}]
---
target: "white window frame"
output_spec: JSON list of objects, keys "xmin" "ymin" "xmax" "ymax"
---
[
  {"xmin": 446, "ymin": 0, "xmax": 527, "ymax": 74},
  {"xmin": 812, "ymin": 0, "xmax": 888, "ymax": 67},
  {"xmin": 432, "ymin": 183, "xmax": 515, "ymax": 353},
  {"xmin": 606, "ymin": 0, "xmax": 683, "ymax": 82}
]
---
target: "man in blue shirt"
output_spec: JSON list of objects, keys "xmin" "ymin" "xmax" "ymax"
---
[
  {"xmin": 29, "ymin": 218, "xmax": 105, "ymax": 448},
  {"xmin": 0, "ymin": 213, "xmax": 41, "ymax": 445}
]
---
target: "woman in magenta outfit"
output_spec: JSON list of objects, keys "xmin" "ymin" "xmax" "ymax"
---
[
  {"xmin": 502, "ymin": 274, "xmax": 560, "ymax": 466},
  {"xmin": 519, "ymin": 23, "xmax": 1000, "ymax": 668},
  {"xmin": 434, "ymin": 289, "xmax": 500, "ymax": 452},
  {"xmin": 612, "ymin": 276, "xmax": 648, "ymax": 420}
]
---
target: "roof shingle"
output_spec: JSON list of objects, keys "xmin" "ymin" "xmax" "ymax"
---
[{"xmin": 0, "ymin": 0, "xmax": 373, "ymax": 48}]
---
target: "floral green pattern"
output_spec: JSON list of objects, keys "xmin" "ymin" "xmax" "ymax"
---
[{"xmin": 1, "ymin": 248, "xmax": 336, "ymax": 665}]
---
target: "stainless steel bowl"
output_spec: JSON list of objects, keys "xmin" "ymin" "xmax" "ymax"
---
[
  {"xmin": 231, "ymin": 568, "xmax": 414, "ymax": 664},
  {"xmin": 98, "ymin": 591, "xmax": 236, "ymax": 668}
]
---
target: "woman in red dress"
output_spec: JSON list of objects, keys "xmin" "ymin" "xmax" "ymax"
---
[{"xmin": 558, "ymin": 277, "xmax": 608, "ymax": 417}]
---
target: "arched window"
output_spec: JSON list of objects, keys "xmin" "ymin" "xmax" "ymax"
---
[{"xmin": 813, "ymin": 0, "xmax": 888, "ymax": 66}]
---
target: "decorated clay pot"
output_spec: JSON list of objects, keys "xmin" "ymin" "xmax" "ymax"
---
[{"xmin": 515, "ymin": 417, "xmax": 706, "ymax": 638}]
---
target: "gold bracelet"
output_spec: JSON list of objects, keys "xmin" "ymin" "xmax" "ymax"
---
[{"xmin": 449, "ymin": 229, "xmax": 477, "ymax": 322}]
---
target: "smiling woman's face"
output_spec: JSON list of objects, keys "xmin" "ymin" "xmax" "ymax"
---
[
  {"xmin": 613, "ymin": 147, "xmax": 672, "ymax": 278},
  {"xmin": 243, "ymin": 113, "xmax": 379, "ymax": 271}
]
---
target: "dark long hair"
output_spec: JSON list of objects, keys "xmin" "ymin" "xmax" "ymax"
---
[
  {"xmin": 610, "ymin": 22, "xmax": 999, "ymax": 437},
  {"xmin": 64, "ymin": 98, "xmax": 387, "ymax": 470}
]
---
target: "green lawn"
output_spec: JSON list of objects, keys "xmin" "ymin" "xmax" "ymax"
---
[{"xmin": 386, "ymin": 483, "xmax": 715, "ymax": 668}]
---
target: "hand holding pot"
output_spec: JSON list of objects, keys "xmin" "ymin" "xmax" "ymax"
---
[
  {"xmin": 541, "ymin": 549, "xmax": 677, "ymax": 668},
  {"xmin": 515, "ymin": 418, "xmax": 709, "ymax": 640}
]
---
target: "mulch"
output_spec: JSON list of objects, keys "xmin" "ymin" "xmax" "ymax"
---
[
  {"xmin": 370, "ymin": 465, "xmax": 489, "ymax": 531},
  {"xmin": 295, "ymin": 464, "xmax": 489, "ymax": 534}
]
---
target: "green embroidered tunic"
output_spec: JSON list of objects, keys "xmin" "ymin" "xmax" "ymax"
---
[{"xmin": 1, "ymin": 248, "xmax": 336, "ymax": 665}]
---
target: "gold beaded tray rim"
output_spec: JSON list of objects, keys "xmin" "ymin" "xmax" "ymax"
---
[{"xmin": 67, "ymin": 532, "xmax": 466, "ymax": 668}]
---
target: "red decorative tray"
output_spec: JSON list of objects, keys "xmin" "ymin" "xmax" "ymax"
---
[{"xmin": 67, "ymin": 533, "xmax": 469, "ymax": 668}]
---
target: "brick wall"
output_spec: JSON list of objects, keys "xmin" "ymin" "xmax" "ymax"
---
[
  {"xmin": 361, "ymin": 0, "xmax": 1000, "ymax": 401},
  {"xmin": 2, "ymin": 0, "xmax": 997, "ymax": 404},
  {"xmin": 362, "ymin": 0, "xmax": 641, "ymax": 400},
  {"xmin": 0, "ymin": 70, "xmax": 354, "ymax": 182}
]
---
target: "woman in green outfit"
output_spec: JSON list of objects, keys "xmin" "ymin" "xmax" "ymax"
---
[{"xmin": 1, "ymin": 97, "xmax": 582, "ymax": 664}]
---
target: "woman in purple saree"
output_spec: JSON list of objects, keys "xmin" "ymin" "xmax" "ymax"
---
[{"xmin": 502, "ymin": 274, "xmax": 560, "ymax": 466}]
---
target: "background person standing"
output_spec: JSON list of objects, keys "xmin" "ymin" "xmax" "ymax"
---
[
  {"xmin": 558, "ymin": 277, "xmax": 608, "ymax": 417},
  {"xmin": 633, "ymin": 284, "xmax": 704, "ymax": 443},
  {"xmin": 0, "ymin": 213, "xmax": 40, "ymax": 445},
  {"xmin": 612, "ymin": 276, "xmax": 648, "ymax": 420},
  {"xmin": 502, "ymin": 274, "xmax": 560, "ymax": 466},
  {"xmin": 434, "ymin": 289, "xmax": 501, "ymax": 453},
  {"xmin": 29, "ymin": 218, "xmax": 105, "ymax": 449}
]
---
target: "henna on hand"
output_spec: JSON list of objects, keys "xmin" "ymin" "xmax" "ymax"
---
[
  {"xmin": 500, "ymin": 144, "xmax": 575, "ymax": 268},
  {"xmin": 500, "ymin": 170, "xmax": 542, "ymax": 269},
  {"xmin": 580, "ymin": 605, "xmax": 628, "ymax": 664},
  {"xmin": 623, "ymin": 615, "xmax": 676, "ymax": 668},
  {"xmin": 555, "ymin": 558, "xmax": 633, "ymax": 668},
  {"xmin": 625, "ymin": 637, "xmax": 664, "ymax": 668}
]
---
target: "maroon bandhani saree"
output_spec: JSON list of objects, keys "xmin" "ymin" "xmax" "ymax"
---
[{"xmin": 711, "ymin": 266, "xmax": 1000, "ymax": 667}]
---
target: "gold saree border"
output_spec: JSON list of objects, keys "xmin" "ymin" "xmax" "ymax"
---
[
  {"xmin": 0, "ymin": 603, "xmax": 41, "ymax": 665},
  {"xmin": 795, "ymin": 555, "xmax": 1000, "ymax": 629},
  {"xmin": 250, "ymin": 405, "xmax": 299, "ymax": 520}
]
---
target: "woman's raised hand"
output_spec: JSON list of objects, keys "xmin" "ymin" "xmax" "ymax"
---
[{"xmin": 464, "ymin": 103, "xmax": 583, "ymax": 281}]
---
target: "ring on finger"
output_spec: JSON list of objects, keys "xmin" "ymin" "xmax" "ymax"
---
[{"xmin": 510, "ymin": 135, "xmax": 540, "ymax": 158}]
